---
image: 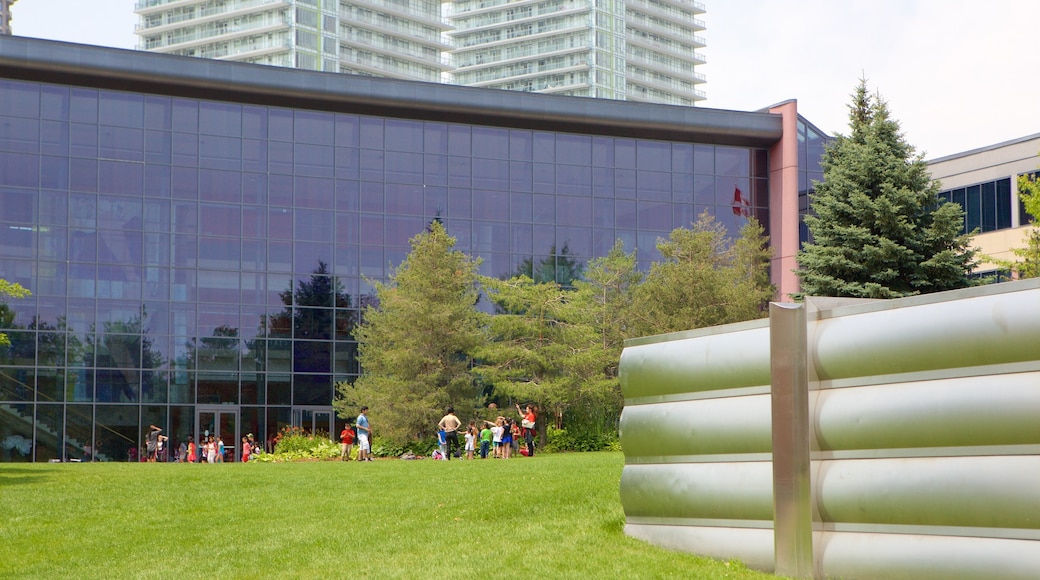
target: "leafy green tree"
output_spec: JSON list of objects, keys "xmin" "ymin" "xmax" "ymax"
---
[
  {"xmin": 628, "ymin": 212, "xmax": 774, "ymax": 336},
  {"xmin": 474, "ymin": 275, "xmax": 585, "ymax": 430},
  {"xmin": 565, "ymin": 241, "xmax": 644, "ymax": 434},
  {"xmin": 1005, "ymin": 172, "xmax": 1040, "ymax": 278},
  {"xmin": 0, "ymin": 279, "xmax": 30, "ymax": 348},
  {"xmin": 476, "ymin": 241, "xmax": 639, "ymax": 442},
  {"xmin": 796, "ymin": 81, "xmax": 977, "ymax": 298},
  {"xmin": 336, "ymin": 221, "xmax": 485, "ymax": 444}
]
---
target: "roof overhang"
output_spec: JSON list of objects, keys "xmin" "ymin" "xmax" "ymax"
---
[{"xmin": 0, "ymin": 36, "xmax": 782, "ymax": 147}]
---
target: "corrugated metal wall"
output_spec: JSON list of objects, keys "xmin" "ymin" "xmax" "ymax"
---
[{"xmin": 619, "ymin": 279, "xmax": 1040, "ymax": 579}]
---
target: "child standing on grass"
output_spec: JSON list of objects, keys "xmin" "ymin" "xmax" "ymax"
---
[
  {"xmin": 491, "ymin": 417, "xmax": 505, "ymax": 458},
  {"xmin": 479, "ymin": 422, "xmax": 492, "ymax": 459},
  {"xmin": 464, "ymin": 423, "xmax": 476, "ymax": 460},
  {"xmin": 501, "ymin": 418, "xmax": 513, "ymax": 459},
  {"xmin": 340, "ymin": 423, "xmax": 355, "ymax": 461}
]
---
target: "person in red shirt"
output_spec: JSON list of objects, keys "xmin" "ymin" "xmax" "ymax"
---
[
  {"xmin": 517, "ymin": 403, "xmax": 537, "ymax": 457},
  {"xmin": 340, "ymin": 423, "xmax": 355, "ymax": 461}
]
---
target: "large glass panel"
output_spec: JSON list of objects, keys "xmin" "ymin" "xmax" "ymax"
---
[
  {"xmin": 199, "ymin": 138, "xmax": 242, "ymax": 172},
  {"xmin": 168, "ymin": 405, "xmax": 193, "ymax": 460},
  {"xmin": 293, "ymin": 374, "xmax": 331, "ymax": 406},
  {"xmin": 41, "ymin": 85, "xmax": 70, "ymax": 121},
  {"xmin": 199, "ymin": 101, "xmax": 242, "ymax": 137},
  {"xmin": 96, "ymin": 404, "xmax": 139, "ymax": 462},
  {"xmin": 35, "ymin": 403, "xmax": 63, "ymax": 461},
  {"xmin": 66, "ymin": 403, "xmax": 94, "ymax": 461},
  {"xmin": 197, "ymin": 372, "xmax": 238, "ymax": 403},
  {"xmin": 295, "ymin": 110, "xmax": 334, "ymax": 145},
  {"xmin": 0, "ymin": 115, "xmax": 40, "ymax": 153},
  {"xmin": 965, "ymin": 184, "xmax": 982, "ymax": 233},
  {"xmin": 1, "ymin": 80, "xmax": 41, "ymax": 118}
]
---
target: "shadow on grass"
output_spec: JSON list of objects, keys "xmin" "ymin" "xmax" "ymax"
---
[{"xmin": 0, "ymin": 466, "xmax": 54, "ymax": 486}]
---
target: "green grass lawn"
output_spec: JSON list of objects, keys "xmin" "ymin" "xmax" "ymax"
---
[{"xmin": 0, "ymin": 452, "xmax": 775, "ymax": 579}]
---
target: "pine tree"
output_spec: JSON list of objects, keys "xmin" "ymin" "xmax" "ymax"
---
[
  {"xmin": 796, "ymin": 81, "xmax": 977, "ymax": 298},
  {"xmin": 336, "ymin": 221, "xmax": 485, "ymax": 444}
]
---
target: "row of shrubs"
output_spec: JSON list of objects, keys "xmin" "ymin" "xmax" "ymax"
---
[{"xmin": 252, "ymin": 425, "xmax": 620, "ymax": 462}]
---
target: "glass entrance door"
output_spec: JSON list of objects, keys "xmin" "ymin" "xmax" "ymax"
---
[
  {"xmin": 291, "ymin": 406, "xmax": 334, "ymax": 438},
  {"xmin": 196, "ymin": 406, "xmax": 239, "ymax": 462}
]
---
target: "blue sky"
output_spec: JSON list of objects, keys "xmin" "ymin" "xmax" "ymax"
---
[{"xmin": 11, "ymin": 0, "xmax": 1040, "ymax": 160}]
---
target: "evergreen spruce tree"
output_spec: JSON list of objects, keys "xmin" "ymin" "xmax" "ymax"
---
[{"xmin": 796, "ymin": 81, "xmax": 977, "ymax": 298}]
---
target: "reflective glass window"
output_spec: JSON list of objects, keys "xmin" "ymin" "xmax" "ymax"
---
[
  {"xmin": 360, "ymin": 149, "xmax": 384, "ymax": 182},
  {"xmin": 70, "ymin": 122, "xmax": 98, "ymax": 158},
  {"xmin": 385, "ymin": 119, "xmax": 423, "ymax": 153},
  {"xmin": 99, "ymin": 91, "xmax": 144, "ymax": 128},
  {"xmin": 41, "ymin": 85, "xmax": 70, "ymax": 121},
  {"xmin": 41, "ymin": 120, "xmax": 69, "ymax": 156},
  {"xmin": 171, "ymin": 99, "xmax": 198, "ymax": 133},
  {"xmin": 199, "ymin": 101, "xmax": 242, "ymax": 137},
  {"xmin": 70, "ymin": 88, "xmax": 98, "ymax": 124},
  {"xmin": 295, "ymin": 143, "xmax": 334, "ymax": 177},
  {"xmin": 295, "ymin": 176, "xmax": 334, "ymax": 209},
  {"xmin": 145, "ymin": 96, "xmax": 172, "ymax": 130},
  {"xmin": 386, "ymin": 151, "xmax": 423, "ymax": 185},
  {"xmin": 0, "ymin": 115, "xmax": 40, "ymax": 153},
  {"xmin": 0, "ymin": 152, "xmax": 40, "ymax": 188},
  {"xmin": 448, "ymin": 125, "xmax": 470, "ymax": 156},
  {"xmin": 472, "ymin": 127, "xmax": 509, "ymax": 160},
  {"xmin": 199, "ymin": 136, "xmax": 242, "ymax": 171},
  {"xmin": 199, "ymin": 169, "xmax": 241, "ymax": 203},
  {"xmin": 171, "ymin": 167, "xmax": 198, "ymax": 200},
  {"xmin": 296, "ymin": 209, "xmax": 334, "ymax": 243},
  {"xmin": 99, "ymin": 160, "xmax": 143, "ymax": 195}
]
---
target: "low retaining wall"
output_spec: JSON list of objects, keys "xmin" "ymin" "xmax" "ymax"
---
[{"xmin": 619, "ymin": 279, "xmax": 1040, "ymax": 579}]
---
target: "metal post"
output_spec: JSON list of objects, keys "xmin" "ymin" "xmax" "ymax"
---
[{"xmin": 769, "ymin": 302, "xmax": 813, "ymax": 578}]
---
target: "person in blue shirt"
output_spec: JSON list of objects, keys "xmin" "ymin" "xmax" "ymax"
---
[{"xmin": 356, "ymin": 406, "xmax": 372, "ymax": 461}]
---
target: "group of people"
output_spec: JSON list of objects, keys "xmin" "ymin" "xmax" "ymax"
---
[
  {"xmin": 436, "ymin": 403, "xmax": 537, "ymax": 461},
  {"xmin": 140, "ymin": 427, "xmax": 262, "ymax": 463}
]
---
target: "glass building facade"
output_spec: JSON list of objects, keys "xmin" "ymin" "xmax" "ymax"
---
[{"xmin": 0, "ymin": 36, "xmax": 800, "ymax": 462}]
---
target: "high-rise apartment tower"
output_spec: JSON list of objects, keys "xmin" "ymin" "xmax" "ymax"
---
[
  {"xmin": 1, "ymin": 0, "xmax": 18, "ymax": 36},
  {"xmin": 134, "ymin": 0, "xmax": 451, "ymax": 83},
  {"xmin": 134, "ymin": 0, "xmax": 705, "ymax": 104}
]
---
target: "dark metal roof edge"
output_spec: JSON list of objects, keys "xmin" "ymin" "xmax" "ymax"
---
[{"xmin": 0, "ymin": 36, "xmax": 782, "ymax": 147}]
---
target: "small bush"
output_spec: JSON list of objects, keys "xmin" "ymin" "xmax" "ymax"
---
[
  {"xmin": 543, "ymin": 425, "xmax": 618, "ymax": 453},
  {"xmin": 252, "ymin": 426, "xmax": 340, "ymax": 462}
]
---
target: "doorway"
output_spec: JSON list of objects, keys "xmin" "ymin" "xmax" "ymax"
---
[{"xmin": 196, "ymin": 406, "xmax": 239, "ymax": 462}]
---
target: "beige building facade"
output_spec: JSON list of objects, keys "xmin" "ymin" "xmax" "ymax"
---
[{"xmin": 928, "ymin": 133, "xmax": 1040, "ymax": 274}]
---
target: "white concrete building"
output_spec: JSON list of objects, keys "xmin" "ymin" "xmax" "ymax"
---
[
  {"xmin": 447, "ymin": 0, "xmax": 706, "ymax": 105},
  {"xmin": 134, "ymin": 0, "xmax": 452, "ymax": 83},
  {"xmin": 136, "ymin": 0, "xmax": 706, "ymax": 105}
]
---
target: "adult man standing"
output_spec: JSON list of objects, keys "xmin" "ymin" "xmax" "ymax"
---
[
  {"xmin": 437, "ymin": 406, "xmax": 462, "ymax": 461},
  {"xmin": 356, "ymin": 406, "xmax": 372, "ymax": 462}
]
